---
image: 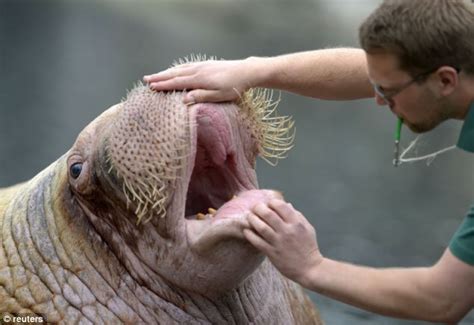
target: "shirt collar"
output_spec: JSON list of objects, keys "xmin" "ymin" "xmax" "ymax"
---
[{"xmin": 457, "ymin": 101, "xmax": 474, "ymax": 153}]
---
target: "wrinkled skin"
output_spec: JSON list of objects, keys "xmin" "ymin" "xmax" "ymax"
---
[{"xmin": 0, "ymin": 86, "xmax": 322, "ymax": 324}]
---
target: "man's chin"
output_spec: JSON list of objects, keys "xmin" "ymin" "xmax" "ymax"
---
[
  {"xmin": 405, "ymin": 120, "xmax": 439, "ymax": 134},
  {"xmin": 407, "ymin": 124, "xmax": 426, "ymax": 133}
]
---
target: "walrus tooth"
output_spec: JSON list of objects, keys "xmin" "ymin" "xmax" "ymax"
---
[
  {"xmin": 208, "ymin": 208, "xmax": 216, "ymax": 215},
  {"xmin": 196, "ymin": 213, "xmax": 206, "ymax": 220}
]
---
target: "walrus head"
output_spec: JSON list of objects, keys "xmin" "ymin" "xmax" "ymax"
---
[{"xmin": 64, "ymin": 81, "xmax": 294, "ymax": 297}]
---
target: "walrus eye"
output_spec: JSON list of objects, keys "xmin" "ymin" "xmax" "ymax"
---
[{"xmin": 70, "ymin": 163, "xmax": 83, "ymax": 179}]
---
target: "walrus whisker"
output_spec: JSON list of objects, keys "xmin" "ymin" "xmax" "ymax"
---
[
  {"xmin": 143, "ymin": 214, "xmax": 154, "ymax": 224},
  {"xmin": 128, "ymin": 184, "xmax": 144, "ymax": 205},
  {"xmin": 151, "ymin": 200, "xmax": 161, "ymax": 210},
  {"xmin": 238, "ymin": 87, "xmax": 295, "ymax": 166},
  {"xmin": 259, "ymin": 156, "xmax": 279, "ymax": 167}
]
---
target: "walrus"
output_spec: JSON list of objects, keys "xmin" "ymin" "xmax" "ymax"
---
[{"xmin": 0, "ymin": 78, "xmax": 322, "ymax": 324}]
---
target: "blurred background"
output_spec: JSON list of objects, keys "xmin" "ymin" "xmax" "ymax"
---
[{"xmin": 1, "ymin": 0, "xmax": 473, "ymax": 324}]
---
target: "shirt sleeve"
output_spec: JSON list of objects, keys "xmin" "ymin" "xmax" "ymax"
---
[{"xmin": 449, "ymin": 206, "xmax": 474, "ymax": 265}]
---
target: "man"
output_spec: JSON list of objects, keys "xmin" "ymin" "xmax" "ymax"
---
[{"xmin": 143, "ymin": 0, "xmax": 474, "ymax": 322}]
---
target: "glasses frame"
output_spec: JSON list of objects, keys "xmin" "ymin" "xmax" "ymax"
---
[{"xmin": 371, "ymin": 67, "xmax": 460, "ymax": 105}]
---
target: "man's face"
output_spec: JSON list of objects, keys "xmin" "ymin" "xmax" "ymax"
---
[{"xmin": 366, "ymin": 51, "xmax": 449, "ymax": 133}]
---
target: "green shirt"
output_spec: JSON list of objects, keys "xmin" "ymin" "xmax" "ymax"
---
[{"xmin": 449, "ymin": 101, "xmax": 474, "ymax": 265}]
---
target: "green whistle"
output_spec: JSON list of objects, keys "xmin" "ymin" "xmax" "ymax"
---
[{"xmin": 393, "ymin": 117, "xmax": 403, "ymax": 166}]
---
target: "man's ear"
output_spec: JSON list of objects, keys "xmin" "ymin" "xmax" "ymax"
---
[{"xmin": 434, "ymin": 66, "xmax": 459, "ymax": 97}]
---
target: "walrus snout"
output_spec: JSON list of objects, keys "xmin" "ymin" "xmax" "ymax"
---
[{"xmin": 106, "ymin": 86, "xmax": 191, "ymax": 223}]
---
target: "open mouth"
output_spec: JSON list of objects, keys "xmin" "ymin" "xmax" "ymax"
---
[
  {"xmin": 183, "ymin": 104, "xmax": 281, "ymax": 251},
  {"xmin": 184, "ymin": 104, "xmax": 257, "ymax": 221}
]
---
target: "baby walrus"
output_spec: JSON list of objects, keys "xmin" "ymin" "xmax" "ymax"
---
[{"xmin": 0, "ymin": 80, "xmax": 322, "ymax": 324}]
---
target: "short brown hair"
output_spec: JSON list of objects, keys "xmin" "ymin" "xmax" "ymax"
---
[{"xmin": 359, "ymin": 0, "xmax": 474, "ymax": 77}]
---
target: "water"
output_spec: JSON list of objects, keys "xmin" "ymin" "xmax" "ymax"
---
[{"xmin": 1, "ymin": 0, "xmax": 473, "ymax": 323}]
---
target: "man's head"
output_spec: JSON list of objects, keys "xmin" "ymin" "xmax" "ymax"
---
[{"xmin": 359, "ymin": 0, "xmax": 474, "ymax": 133}]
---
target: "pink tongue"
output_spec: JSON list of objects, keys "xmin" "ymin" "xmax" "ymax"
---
[{"xmin": 213, "ymin": 189, "xmax": 283, "ymax": 219}]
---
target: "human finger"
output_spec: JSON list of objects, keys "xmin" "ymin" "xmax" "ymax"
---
[
  {"xmin": 268, "ymin": 199, "xmax": 300, "ymax": 223},
  {"xmin": 184, "ymin": 89, "xmax": 240, "ymax": 104},
  {"xmin": 143, "ymin": 69, "xmax": 177, "ymax": 83},
  {"xmin": 143, "ymin": 64, "xmax": 194, "ymax": 83},
  {"xmin": 149, "ymin": 76, "xmax": 198, "ymax": 92},
  {"xmin": 252, "ymin": 202, "xmax": 286, "ymax": 232},
  {"xmin": 247, "ymin": 212, "xmax": 277, "ymax": 243},
  {"xmin": 242, "ymin": 228, "xmax": 271, "ymax": 252}
]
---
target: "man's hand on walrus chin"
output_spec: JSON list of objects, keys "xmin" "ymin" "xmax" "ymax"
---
[{"xmin": 243, "ymin": 199, "xmax": 323, "ymax": 284}]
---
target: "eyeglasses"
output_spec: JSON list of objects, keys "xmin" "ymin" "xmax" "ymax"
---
[{"xmin": 371, "ymin": 67, "xmax": 460, "ymax": 105}]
